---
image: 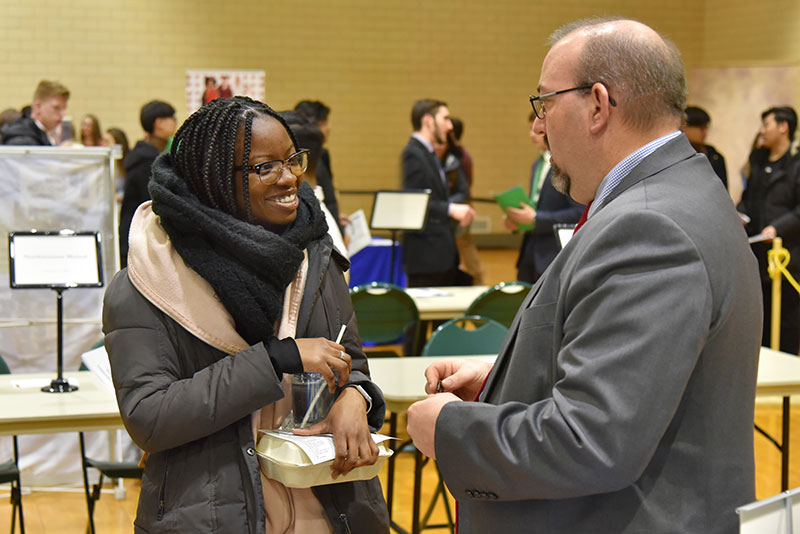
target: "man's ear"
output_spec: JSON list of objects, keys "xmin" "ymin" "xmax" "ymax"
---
[
  {"xmin": 421, "ymin": 113, "xmax": 434, "ymax": 132},
  {"xmin": 588, "ymin": 83, "xmax": 612, "ymax": 135}
]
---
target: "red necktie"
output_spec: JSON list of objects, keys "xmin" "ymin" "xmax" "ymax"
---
[{"xmin": 573, "ymin": 200, "xmax": 593, "ymax": 235}]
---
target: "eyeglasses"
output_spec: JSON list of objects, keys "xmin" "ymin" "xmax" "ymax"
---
[
  {"xmin": 529, "ymin": 83, "xmax": 616, "ymax": 120},
  {"xmin": 234, "ymin": 149, "xmax": 310, "ymax": 185}
]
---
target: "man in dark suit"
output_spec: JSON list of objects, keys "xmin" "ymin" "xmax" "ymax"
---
[
  {"xmin": 401, "ymin": 99, "xmax": 474, "ymax": 287},
  {"xmin": 408, "ymin": 18, "xmax": 761, "ymax": 533},
  {"xmin": 505, "ymin": 112, "xmax": 584, "ymax": 283}
]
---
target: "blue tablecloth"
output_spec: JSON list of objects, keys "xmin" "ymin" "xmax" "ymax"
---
[{"xmin": 348, "ymin": 237, "xmax": 407, "ymax": 288}]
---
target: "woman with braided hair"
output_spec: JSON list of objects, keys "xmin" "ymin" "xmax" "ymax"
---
[{"xmin": 102, "ymin": 96, "xmax": 389, "ymax": 533}]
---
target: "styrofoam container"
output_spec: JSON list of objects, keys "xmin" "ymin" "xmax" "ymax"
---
[{"xmin": 255, "ymin": 432, "xmax": 393, "ymax": 488}]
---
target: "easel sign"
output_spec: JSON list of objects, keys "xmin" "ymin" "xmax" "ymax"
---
[
  {"xmin": 370, "ymin": 190, "xmax": 430, "ymax": 231},
  {"xmin": 9, "ymin": 231, "xmax": 103, "ymax": 288},
  {"xmin": 8, "ymin": 230, "xmax": 104, "ymax": 393},
  {"xmin": 369, "ymin": 190, "xmax": 430, "ymax": 285}
]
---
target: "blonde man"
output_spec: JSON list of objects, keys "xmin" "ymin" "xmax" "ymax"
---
[{"xmin": 1, "ymin": 80, "xmax": 70, "ymax": 145}]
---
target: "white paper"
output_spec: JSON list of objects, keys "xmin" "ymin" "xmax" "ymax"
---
[
  {"xmin": 406, "ymin": 287, "xmax": 453, "ymax": 299},
  {"xmin": 80, "ymin": 345, "xmax": 115, "ymax": 392},
  {"xmin": 263, "ymin": 431, "xmax": 394, "ymax": 465},
  {"xmin": 344, "ymin": 209, "xmax": 372, "ymax": 256},
  {"xmin": 748, "ymin": 233, "xmax": 773, "ymax": 244}
]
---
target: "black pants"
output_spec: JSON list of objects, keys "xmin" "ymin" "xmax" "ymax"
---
[{"xmin": 762, "ymin": 277, "xmax": 800, "ymax": 354}]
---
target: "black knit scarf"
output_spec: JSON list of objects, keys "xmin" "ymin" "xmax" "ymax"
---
[{"xmin": 148, "ymin": 154, "xmax": 328, "ymax": 346}]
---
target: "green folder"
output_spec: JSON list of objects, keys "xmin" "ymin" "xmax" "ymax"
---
[{"xmin": 495, "ymin": 186, "xmax": 533, "ymax": 232}]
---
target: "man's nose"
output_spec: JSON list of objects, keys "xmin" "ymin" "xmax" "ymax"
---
[{"xmin": 533, "ymin": 115, "xmax": 546, "ymax": 135}]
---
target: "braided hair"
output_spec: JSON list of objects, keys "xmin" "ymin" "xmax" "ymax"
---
[{"xmin": 170, "ymin": 96, "xmax": 298, "ymax": 220}]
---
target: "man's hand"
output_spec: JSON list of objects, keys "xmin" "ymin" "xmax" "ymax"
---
[
  {"xmin": 407, "ymin": 393, "xmax": 460, "ymax": 459},
  {"xmin": 424, "ymin": 359, "xmax": 493, "ymax": 400},
  {"xmin": 762, "ymin": 225, "xmax": 777, "ymax": 239},
  {"xmin": 506, "ymin": 202, "xmax": 536, "ymax": 225},
  {"xmin": 449, "ymin": 203, "xmax": 476, "ymax": 227}
]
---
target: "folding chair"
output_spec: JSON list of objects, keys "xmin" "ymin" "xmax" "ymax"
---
[
  {"xmin": 78, "ymin": 341, "xmax": 143, "ymax": 534},
  {"xmin": 350, "ymin": 281, "xmax": 421, "ymax": 357},
  {"xmin": 465, "ymin": 281, "xmax": 533, "ymax": 328},
  {"xmin": 0, "ymin": 356, "xmax": 24, "ymax": 533}
]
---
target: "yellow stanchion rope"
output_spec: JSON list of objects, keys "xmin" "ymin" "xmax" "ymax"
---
[{"xmin": 767, "ymin": 237, "xmax": 800, "ymax": 350}]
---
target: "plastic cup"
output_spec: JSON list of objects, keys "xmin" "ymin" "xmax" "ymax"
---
[{"xmin": 291, "ymin": 372, "xmax": 335, "ymax": 428}]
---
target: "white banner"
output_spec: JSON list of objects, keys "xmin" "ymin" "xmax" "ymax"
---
[{"xmin": 0, "ymin": 146, "xmax": 137, "ymax": 486}]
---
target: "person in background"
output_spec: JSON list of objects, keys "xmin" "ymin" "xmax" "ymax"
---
[
  {"xmin": 0, "ymin": 108, "xmax": 21, "ymax": 131},
  {"xmin": 80, "ymin": 114, "xmax": 103, "ymax": 147},
  {"xmin": 103, "ymin": 96, "xmax": 388, "ymax": 533},
  {"xmin": 738, "ymin": 106, "xmax": 800, "ymax": 354},
  {"xmin": 118, "ymin": 100, "xmax": 176, "ymax": 267},
  {"xmin": 294, "ymin": 100, "xmax": 345, "ymax": 232},
  {"xmin": 102, "ymin": 127, "xmax": 131, "ymax": 200},
  {"xmin": 408, "ymin": 17, "xmax": 761, "ymax": 533},
  {"xmin": 1, "ymin": 80, "xmax": 70, "ymax": 146},
  {"xmin": 401, "ymin": 99, "xmax": 474, "ymax": 287},
  {"xmin": 505, "ymin": 111, "xmax": 583, "ymax": 283},
  {"xmin": 448, "ymin": 117, "xmax": 483, "ymax": 285},
  {"xmin": 281, "ymin": 110, "xmax": 348, "ymax": 260},
  {"xmin": 202, "ymin": 76, "xmax": 219, "ymax": 105},
  {"xmin": 682, "ymin": 106, "xmax": 727, "ymax": 188}
]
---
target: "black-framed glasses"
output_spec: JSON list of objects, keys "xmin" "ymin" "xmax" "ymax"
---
[
  {"xmin": 234, "ymin": 149, "xmax": 310, "ymax": 185},
  {"xmin": 529, "ymin": 83, "xmax": 616, "ymax": 119}
]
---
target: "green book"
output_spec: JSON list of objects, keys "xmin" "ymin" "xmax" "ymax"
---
[{"xmin": 494, "ymin": 185, "xmax": 533, "ymax": 232}]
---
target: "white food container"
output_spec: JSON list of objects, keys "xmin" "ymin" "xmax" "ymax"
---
[{"xmin": 255, "ymin": 432, "xmax": 393, "ymax": 488}]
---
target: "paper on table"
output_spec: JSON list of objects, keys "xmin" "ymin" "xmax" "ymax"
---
[
  {"xmin": 406, "ymin": 287, "xmax": 452, "ymax": 298},
  {"xmin": 262, "ymin": 431, "xmax": 394, "ymax": 465},
  {"xmin": 80, "ymin": 346, "xmax": 115, "ymax": 392},
  {"xmin": 345, "ymin": 209, "xmax": 372, "ymax": 256}
]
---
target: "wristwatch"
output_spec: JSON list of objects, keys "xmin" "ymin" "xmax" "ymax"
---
[{"xmin": 346, "ymin": 384, "xmax": 372, "ymax": 413}]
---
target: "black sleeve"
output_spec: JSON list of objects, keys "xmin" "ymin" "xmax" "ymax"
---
[{"xmin": 265, "ymin": 336, "xmax": 303, "ymax": 375}]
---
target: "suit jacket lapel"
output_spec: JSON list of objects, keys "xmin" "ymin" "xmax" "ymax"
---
[
  {"xmin": 411, "ymin": 138, "xmax": 447, "ymax": 198},
  {"xmin": 478, "ymin": 278, "xmax": 543, "ymax": 401}
]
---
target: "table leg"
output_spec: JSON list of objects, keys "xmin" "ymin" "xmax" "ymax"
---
[
  {"xmin": 783, "ymin": 396, "xmax": 790, "ymax": 491},
  {"xmin": 388, "ymin": 412, "xmax": 398, "ymax": 517},
  {"xmin": 412, "ymin": 447, "xmax": 423, "ymax": 534}
]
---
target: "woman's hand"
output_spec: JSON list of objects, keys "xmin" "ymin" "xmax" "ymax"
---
[
  {"xmin": 294, "ymin": 338, "xmax": 351, "ymax": 392},
  {"xmin": 293, "ymin": 387, "xmax": 379, "ymax": 478}
]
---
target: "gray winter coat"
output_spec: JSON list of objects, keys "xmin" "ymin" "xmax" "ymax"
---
[{"xmin": 103, "ymin": 234, "xmax": 389, "ymax": 533}]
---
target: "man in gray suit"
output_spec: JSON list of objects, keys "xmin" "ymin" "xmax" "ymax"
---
[{"xmin": 408, "ymin": 17, "xmax": 761, "ymax": 534}]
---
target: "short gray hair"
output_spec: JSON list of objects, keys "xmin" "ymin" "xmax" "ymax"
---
[{"xmin": 550, "ymin": 17, "xmax": 687, "ymax": 131}]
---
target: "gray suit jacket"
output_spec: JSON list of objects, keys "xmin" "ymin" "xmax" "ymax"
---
[{"xmin": 436, "ymin": 135, "xmax": 762, "ymax": 533}]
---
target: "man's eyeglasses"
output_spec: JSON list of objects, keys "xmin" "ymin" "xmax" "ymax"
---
[
  {"xmin": 234, "ymin": 149, "xmax": 310, "ymax": 185},
  {"xmin": 529, "ymin": 83, "xmax": 616, "ymax": 120}
]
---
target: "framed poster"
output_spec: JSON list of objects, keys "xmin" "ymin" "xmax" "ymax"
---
[
  {"xmin": 9, "ymin": 231, "xmax": 103, "ymax": 289},
  {"xmin": 186, "ymin": 70, "xmax": 266, "ymax": 113}
]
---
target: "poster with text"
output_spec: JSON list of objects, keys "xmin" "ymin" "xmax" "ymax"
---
[{"xmin": 186, "ymin": 70, "xmax": 266, "ymax": 114}]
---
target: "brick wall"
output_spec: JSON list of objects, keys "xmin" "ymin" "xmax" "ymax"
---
[{"xmin": 1, "ymin": 0, "xmax": 764, "ymax": 229}]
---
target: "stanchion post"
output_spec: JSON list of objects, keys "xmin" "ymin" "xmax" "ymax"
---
[{"xmin": 771, "ymin": 237, "xmax": 783, "ymax": 351}]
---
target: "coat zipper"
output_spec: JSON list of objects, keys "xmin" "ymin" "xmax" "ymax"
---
[
  {"xmin": 339, "ymin": 513, "xmax": 352, "ymax": 534},
  {"xmin": 157, "ymin": 458, "xmax": 169, "ymax": 520}
]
